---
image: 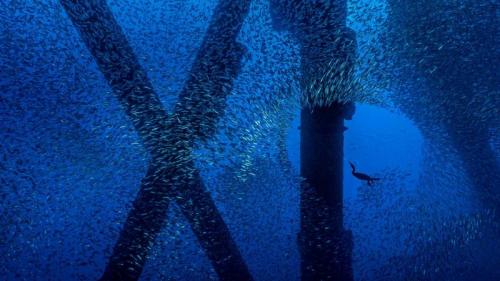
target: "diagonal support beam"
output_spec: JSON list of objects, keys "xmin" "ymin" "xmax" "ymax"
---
[
  {"xmin": 60, "ymin": 0, "xmax": 169, "ymax": 153},
  {"xmin": 60, "ymin": 0, "xmax": 253, "ymax": 280}
]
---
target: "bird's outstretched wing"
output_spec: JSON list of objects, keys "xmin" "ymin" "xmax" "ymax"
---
[{"xmin": 349, "ymin": 161, "xmax": 356, "ymax": 173}]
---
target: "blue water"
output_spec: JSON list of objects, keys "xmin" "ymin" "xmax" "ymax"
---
[{"xmin": 1, "ymin": 0, "xmax": 498, "ymax": 280}]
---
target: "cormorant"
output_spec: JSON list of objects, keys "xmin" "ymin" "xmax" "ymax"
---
[{"xmin": 349, "ymin": 161, "xmax": 380, "ymax": 186}]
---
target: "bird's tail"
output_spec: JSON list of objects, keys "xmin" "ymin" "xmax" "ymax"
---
[{"xmin": 349, "ymin": 161, "xmax": 356, "ymax": 173}]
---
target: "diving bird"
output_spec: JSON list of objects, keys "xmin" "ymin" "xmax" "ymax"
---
[{"xmin": 349, "ymin": 161, "xmax": 380, "ymax": 186}]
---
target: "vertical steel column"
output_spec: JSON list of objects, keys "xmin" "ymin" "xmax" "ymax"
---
[
  {"xmin": 300, "ymin": 103, "xmax": 353, "ymax": 281},
  {"xmin": 271, "ymin": 0, "xmax": 356, "ymax": 280}
]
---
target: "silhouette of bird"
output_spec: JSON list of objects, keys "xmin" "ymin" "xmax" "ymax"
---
[{"xmin": 349, "ymin": 161, "xmax": 380, "ymax": 186}]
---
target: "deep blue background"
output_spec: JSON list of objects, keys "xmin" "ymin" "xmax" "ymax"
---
[{"xmin": 1, "ymin": 0, "xmax": 498, "ymax": 280}]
